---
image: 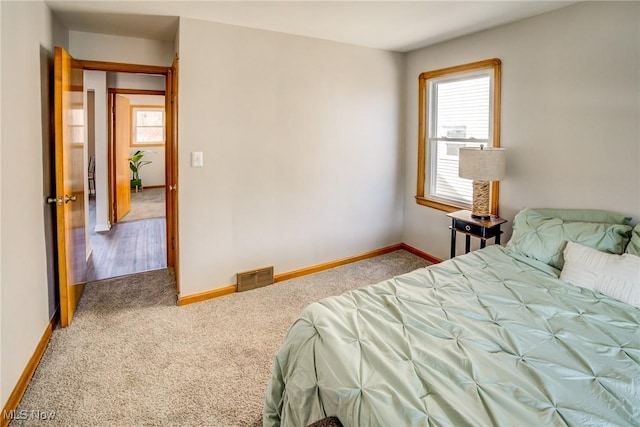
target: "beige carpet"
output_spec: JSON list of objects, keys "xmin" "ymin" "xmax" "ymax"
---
[
  {"xmin": 12, "ymin": 251, "xmax": 429, "ymax": 426},
  {"xmin": 119, "ymin": 187, "xmax": 165, "ymax": 223}
]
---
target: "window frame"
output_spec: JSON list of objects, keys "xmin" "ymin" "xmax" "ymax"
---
[
  {"xmin": 416, "ymin": 58, "xmax": 502, "ymax": 214},
  {"xmin": 130, "ymin": 105, "xmax": 166, "ymax": 147}
]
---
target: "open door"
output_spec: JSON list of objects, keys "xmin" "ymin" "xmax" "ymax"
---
[
  {"xmin": 53, "ymin": 47, "xmax": 87, "ymax": 327},
  {"xmin": 114, "ymin": 94, "xmax": 131, "ymax": 221},
  {"xmin": 166, "ymin": 55, "xmax": 180, "ymax": 292}
]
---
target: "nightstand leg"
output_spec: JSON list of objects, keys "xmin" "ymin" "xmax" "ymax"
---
[
  {"xmin": 465, "ymin": 235, "xmax": 471, "ymax": 253},
  {"xmin": 480, "ymin": 239, "xmax": 486, "ymax": 249},
  {"xmin": 450, "ymin": 228, "xmax": 456, "ymax": 259}
]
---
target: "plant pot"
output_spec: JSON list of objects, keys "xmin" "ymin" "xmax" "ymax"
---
[{"xmin": 130, "ymin": 179, "xmax": 142, "ymax": 189}]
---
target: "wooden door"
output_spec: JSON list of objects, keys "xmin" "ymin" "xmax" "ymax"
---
[
  {"xmin": 166, "ymin": 55, "xmax": 180, "ymax": 292},
  {"xmin": 54, "ymin": 47, "xmax": 87, "ymax": 327},
  {"xmin": 114, "ymin": 95, "xmax": 131, "ymax": 221}
]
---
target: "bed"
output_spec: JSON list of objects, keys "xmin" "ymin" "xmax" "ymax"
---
[{"xmin": 263, "ymin": 209, "xmax": 640, "ymax": 427}]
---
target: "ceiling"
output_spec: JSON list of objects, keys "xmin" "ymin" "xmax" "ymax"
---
[{"xmin": 46, "ymin": 1, "xmax": 576, "ymax": 53}]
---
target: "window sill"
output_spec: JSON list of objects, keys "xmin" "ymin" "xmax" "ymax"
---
[
  {"xmin": 415, "ymin": 196, "xmax": 467, "ymax": 213},
  {"xmin": 131, "ymin": 143, "xmax": 165, "ymax": 147}
]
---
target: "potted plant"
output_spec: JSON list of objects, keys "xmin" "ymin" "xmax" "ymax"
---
[{"xmin": 130, "ymin": 150, "xmax": 152, "ymax": 189}]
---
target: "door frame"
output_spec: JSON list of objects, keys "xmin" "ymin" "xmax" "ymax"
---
[
  {"xmin": 80, "ymin": 59, "xmax": 180, "ymax": 293},
  {"xmin": 166, "ymin": 55, "xmax": 179, "ymax": 273}
]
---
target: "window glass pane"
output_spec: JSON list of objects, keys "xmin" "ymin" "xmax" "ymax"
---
[
  {"xmin": 136, "ymin": 127, "xmax": 164, "ymax": 143},
  {"xmin": 70, "ymin": 126, "xmax": 84, "ymax": 144},
  {"xmin": 431, "ymin": 141, "xmax": 484, "ymax": 203},
  {"xmin": 428, "ymin": 73, "xmax": 491, "ymax": 206},
  {"xmin": 435, "ymin": 75, "xmax": 489, "ymax": 140},
  {"xmin": 136, "ymin": 110, "xmax": 163, "ymax": 126},
  {"xmin": 70, "ymin": 108, "xmax": 84, "ymax": 125}
]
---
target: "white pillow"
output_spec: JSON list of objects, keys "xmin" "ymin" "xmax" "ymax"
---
[{"xmin": 561, "ymin": 241, "xmax": 640, "ymax": 308}]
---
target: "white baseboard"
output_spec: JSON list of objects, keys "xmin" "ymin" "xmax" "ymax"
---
[{"xmin": 94, "ymin": 222, "xmax": 111, "ymax": 232}]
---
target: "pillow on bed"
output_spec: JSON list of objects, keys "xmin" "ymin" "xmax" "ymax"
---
[
  {"xmin": 532, "ymin": 208, "xmax": 631, "ymax": 225},
  {"xmin": 625, "ymin": 224, "xmax": 640, "ymax": 256},
  {"xmin": 506, "ymin": 208, "xmax": 631, "ymax": 270},
  {"xmin": 561, "ymin": 241, "xmax": 640, "ymax": 308}
]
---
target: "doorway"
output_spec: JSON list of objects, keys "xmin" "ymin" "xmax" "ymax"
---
[
  {"xmin": 80, "ymin": 59, "xmax": 179, "ymax": 290},
  {"xmin": 88, "ymin": 85, "xmax": 168, "ymax": 280}
]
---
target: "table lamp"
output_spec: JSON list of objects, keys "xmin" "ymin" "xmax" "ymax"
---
[{"xmin": 459, "ymin": 145, "xmax": 506, "ymax": 219}]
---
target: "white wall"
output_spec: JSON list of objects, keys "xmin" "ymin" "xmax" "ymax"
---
[
  {"xmin": 403, "ymin": 1, "xmax": 640, "ymax": 260},
  {"xmin": 107, "ymin": 72, "xmax": 166, "ymax": 91},
  {"xmin": 129, "ymin": 146, "xmax": 165, "ymax": 187},
  {"xmin": 69, "ymin": 31, "xmax": 174, "ymax": 66},
  {"xmin": 85, "ymin": 71, "xmax": 110, "ymax": 232},
  {"xmin": 121, "ymin": 94, "xmax": 164, "ymax": 104},
  {"xmin": 0, "ymin": 0, "xmax": 68, "ymax": 408},
  {"xmin": 178, "ymin": 18, "xmax": 406, "ymax": 296}
]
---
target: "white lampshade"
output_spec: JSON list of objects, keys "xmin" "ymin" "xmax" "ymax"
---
[{"xmin": 459, "ymin": 147, "xmax": 506, "ymax": 181}]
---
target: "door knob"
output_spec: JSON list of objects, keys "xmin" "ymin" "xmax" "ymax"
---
[
  {"xmin": 64, "ymin": 194, "xmax": 77, "ymax": 203},
  {"xmin": 169, "ymin": 185, "xmax": 177, "ymax": 191},
  {"xmin": 47, "ymin": 196, "xmax": 62, "ymax": 206}
]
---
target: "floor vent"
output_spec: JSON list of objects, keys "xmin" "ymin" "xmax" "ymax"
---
[{"xmin": 237, "ymin": 266, "xmax": 274, "ymax": 292}]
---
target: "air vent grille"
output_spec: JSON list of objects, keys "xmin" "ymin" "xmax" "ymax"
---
[{"xmin": 237, "ymin": 266, "xmax": 274, "ymax": 292}]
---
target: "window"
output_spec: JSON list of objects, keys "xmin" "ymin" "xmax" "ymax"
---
[
  {"xmin": 416, "ymin": 58, "xmax": 501, "ymax": 213},
  {"xmin": 69, "ymin": 104, "xmax": 84, "ymax": 144},
  {"xmin": 131, "ymin": 106, "xmax": 165, "ymax": 146}
]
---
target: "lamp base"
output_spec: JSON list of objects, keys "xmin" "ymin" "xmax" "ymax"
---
[{"xmin": 471, "ymin": 180, "xmax": 491, "ymax": 219}]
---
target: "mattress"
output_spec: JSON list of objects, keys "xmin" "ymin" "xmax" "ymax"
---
[{"xmin": 264, "ymin": 246, "xmax": 639, "ymax": 426}]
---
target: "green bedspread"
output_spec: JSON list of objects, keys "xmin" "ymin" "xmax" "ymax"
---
[{"xmin": 264, "ymin": 246, "xmax": 639, "ymax": 427}]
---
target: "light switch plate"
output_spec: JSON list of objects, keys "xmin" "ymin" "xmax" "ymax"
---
[{"xmin": 191, "ymin": 151, "xmax": 203, "ymax": 167}]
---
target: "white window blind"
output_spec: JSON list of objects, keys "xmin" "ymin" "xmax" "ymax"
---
[{"xmin": 427, "ymin": 71, "xmax": 492, "ymax": 205}]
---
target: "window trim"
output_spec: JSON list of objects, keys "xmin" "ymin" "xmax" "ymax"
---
[
  {"xmin": 416, "ymin": 58, "xmax": 502, "ymax": 215},
  {"xmin": 130, "ymin": 105, "xmax": 166, "ymax": 147}
]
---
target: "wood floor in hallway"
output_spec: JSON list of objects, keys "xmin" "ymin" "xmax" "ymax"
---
[{"xmin": 88, "ymin": 199, "xmax": 167, "ymax": 280}]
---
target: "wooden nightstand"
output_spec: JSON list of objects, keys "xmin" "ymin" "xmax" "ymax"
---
[{"xmin": 446, "ymin": 210, "xmax": 507, "ymax": 258}]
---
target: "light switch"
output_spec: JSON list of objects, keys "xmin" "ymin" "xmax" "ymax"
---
[{"xmin": 191, "ymin": 151, "xmax": 203, "ymax": 167}]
